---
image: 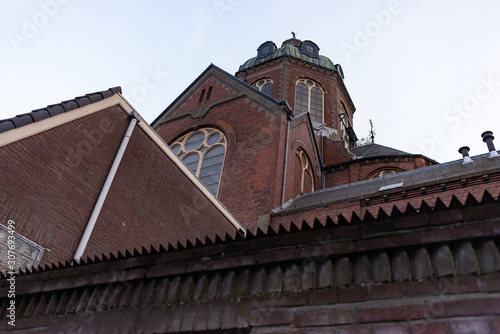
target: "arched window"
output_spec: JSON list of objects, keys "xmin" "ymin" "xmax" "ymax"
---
[
  {"xmin": 252, "ymin": 78, "xmax": 273, "ymax": 96},
  {"xmin": 369, "ymin": 169, "xmax": 399, "ymax": 179},
  {"xmin": 295, "ymin": 79, "xmax": 324, "ymax": 123},
  {"xmin": 339, "ymin": 102, "xmax": 348, "ymax": 148},
  {"xmin": 296, "ymin": 149, "xmax": 314, "ymax": 193},
  {"xmin": 170, "ymin": 128, "xmax": 227, "ymax": 197}
]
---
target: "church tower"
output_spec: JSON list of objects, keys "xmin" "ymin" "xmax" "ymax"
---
[
  {"xmin": 235, "ymin": 37, "xmax": 358, "ymax": 153},
  {"xmin": 151, "ymin": 36, "xmax": 435, "ymax": 231}
]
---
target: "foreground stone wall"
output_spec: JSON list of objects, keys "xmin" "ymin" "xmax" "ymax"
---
[{"xmin": 1, "ymin": 194, "xmax": 499, "ymax": 333}]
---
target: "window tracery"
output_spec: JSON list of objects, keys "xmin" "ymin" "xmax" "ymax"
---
[
  {"xmin": 295, "ymin": 79, "xmax": 324, "ymax": 123},
  {"xmin": 171, "ymin": 128, "xmax": 227, "ymax": 197},
  {"xmin": 252, "ymin": 78, "xmax": 273, "ymax": 96},
  {"xmin": 296, "ymin": 148, "xmax": 314, "ymax": 193}
]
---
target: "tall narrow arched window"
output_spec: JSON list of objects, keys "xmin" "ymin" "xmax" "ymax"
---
[
  {"xmin": 170, "ymin": 128, "xmax": 227, "ymax": 197},
  {"xmin": 252, "ymin": 78, "xmax": 273, "ymax": 96},
  {"xmin": 295, "ymin": 79, "xmax": 324, "ymax": 123},
  {"xmin": 339, "ymin": 102, "xmax": 348, "ymax": 148},
  {"xmin": 296, "ymin": 149, "xmax": 314, "ymax": 193}
]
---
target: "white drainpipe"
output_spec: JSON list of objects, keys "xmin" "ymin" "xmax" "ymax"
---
[
  {"xmin": 281, "ymin": 113, "xmax": 291, "ymax": 206},
  {"xmin": 73, "ymin": 116, "xmax": 138, "ymax": 262}
]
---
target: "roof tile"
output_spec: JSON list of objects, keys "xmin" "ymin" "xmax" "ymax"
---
[
  {"xmin": 0, "ymin": 87, "xmax": 122, "ymax": 134},
  {"xmin": 12, "ymin": 114, "xmax": 34, "ymax": 127},
  {"xmin": 75, "ymin": 96, "xmax": 91, "ymax": 108},
  {"xmin": 47, "ymin": 104, "xmax": 65, "ymax": 116},
  {"xmin": 31, "ymin": 109, "xmax": 50, "ymax": 122},
  {"xmin": 86, "ymin": 92, "xmax": 104, "ymax": 103},
  {"xmin": 60, "ymin": 99, "xmax": 79, "ymax": 111},
  {"xmin": 0, "ymin": 120, "xmax": 15, "ymax": 132}
]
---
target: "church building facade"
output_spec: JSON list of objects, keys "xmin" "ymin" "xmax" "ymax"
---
[{"xmin": 0, "ymin": 37, "xmax": 499, "ymax": 333}]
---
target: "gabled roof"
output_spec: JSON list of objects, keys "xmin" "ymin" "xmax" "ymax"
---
[
  {"xmin": 151, "ymin": 64, "xmax": 285, "ymax": 127},
  {"xmin": 0, "ymin": 88, "xmax": 246, "ymax": 265},
  {"xmin": 0, "ymin": 87, "xmax": 122, "ymax": 134}
]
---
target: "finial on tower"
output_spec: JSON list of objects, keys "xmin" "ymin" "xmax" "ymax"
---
[
  {"xmin": 291, "ymin": 31, "xmax": 296, "ymax": 39},
  {"xmin": 369, "ymin": 119, "xmax": 376, "ymax": 144}
]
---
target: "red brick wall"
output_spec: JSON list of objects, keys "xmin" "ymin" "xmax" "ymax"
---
[
  {"xmin": 0, "ymin": 106, "xmax": 126, "ymax": 264},
  {"xmin": 237, "ymin": 58, "xmax": 354, "ymax": 142},
  {"xmin": 157, "ymin": 95, "xmax": 289, "ymax": 232},
  {"xmin": 4, "ymin": 188, "xmax": 499, "ymax": 333},
  {"xmin": 0, "ymin": 104, "xmax": 238, "ymax": 266},
  {"xmin": 322, "ymin": 137, "xmax": 352, "ymax": 166},
  {"xmin": 243, "ymin": 63, "xmax": 283, "ymax": 100},
  {"xmin": 173, "ymin": 75, "xmax": 237, "ymax": 116},
  {"xmin": 271, "ymin": 173, "xmax": 500, "ymax": 231},
  {"xmin": 285, "ymin": 116, "xmax": 321, "ymax": 201},
  {"xmin": 324, "ymin": 157, "xmax": 432, "ymax": 188},
  {"xmin": 86, "ymin": 115, "xmax": 239, "ymax": 259}
]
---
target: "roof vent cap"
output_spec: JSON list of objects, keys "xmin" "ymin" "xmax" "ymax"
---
[
  {"xmin": 458, "ymin": 146, "xmax": 474, "ymax": 164},
  {"xmin": 481, "ymin": 131, "xmax": 499, "ymax": 158}
]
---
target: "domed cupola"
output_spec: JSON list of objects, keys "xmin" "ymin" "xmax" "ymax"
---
[
  {"xmin": 235, "ymin": 36, "xmax": 356, "ymax": 149},
  {"xmin": 236, "ymin": 38, "xmax": 337, "ymax": 75}
]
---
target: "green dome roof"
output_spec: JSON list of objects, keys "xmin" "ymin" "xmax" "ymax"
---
[{"xmin": 237, "ymin": 39, "xmax": 336, "ymax": 73}]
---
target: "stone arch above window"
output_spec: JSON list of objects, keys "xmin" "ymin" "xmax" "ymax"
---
[
  {"xmin": 294, "ymin": 79, "xmax": 324, "ymax": 124},
  {"xmin": 296, "ymin": 148, "xmax": 314, "ymax": 194},
  {"xmin": 368, "ymin": 168, "xmax": 402, "ymax": 179},
  {"xmin": 252, "ymin": 78, "xmax": 273, "ymax": 96},
  {"xmin": 170, "ymin": 128, "xmax": 227, "ymax": 197}
]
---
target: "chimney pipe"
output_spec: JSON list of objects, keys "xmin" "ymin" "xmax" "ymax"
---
[
  {"xmin": 481, "ymin": 131, "xmax": 499, "ymax": 158},
  {"xmin": 458, "ymin": 146, "xmax": 474, "ymax": 164}
]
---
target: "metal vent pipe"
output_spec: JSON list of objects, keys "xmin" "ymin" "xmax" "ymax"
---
[
  {"xmin": 458, "ymin": 146, "xmax": 473, "ymax": 164},
  {"xmin": 481, "ymin": 131, "xmax": 499, "ymax": 158}
]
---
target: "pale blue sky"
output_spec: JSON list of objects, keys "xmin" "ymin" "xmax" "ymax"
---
[{"xmin": 1, "ymin": 0, "xmax": 500, "ymax": 163}]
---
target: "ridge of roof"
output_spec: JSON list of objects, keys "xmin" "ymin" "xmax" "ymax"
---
[{"xmin": 0, "ymin": 87, "xmax": 122, "ymax": 134}]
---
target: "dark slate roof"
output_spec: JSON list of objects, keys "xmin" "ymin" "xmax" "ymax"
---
[
  {"xmin": 350, "ymin": 143, "xmax": 412, "ymax": 158},
  {"xmin": 0, "ymin": 87, "xmax": 122, "ymax": 134},
  {"xmin": 280, "ymin": 153, "xmax": 500, "ymax": 212},
  {"xmin": 237, "ymin": 42, "xmax": 336, "ymax": 73}
]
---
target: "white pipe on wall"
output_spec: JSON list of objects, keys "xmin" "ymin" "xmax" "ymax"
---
[
  {"xmin": 281, "ymin": 113, "xmax": 291, "ymax": 206},
  {"xmin": 73, "ymin": 117, "xmax": 138, "ymax": 262}
]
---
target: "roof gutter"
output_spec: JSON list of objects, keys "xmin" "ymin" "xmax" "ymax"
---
[{"xmin": 73, "ymin": 114, "xmax": 138, "ymax": 262}]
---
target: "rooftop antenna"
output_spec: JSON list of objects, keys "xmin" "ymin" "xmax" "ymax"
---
[{"xmin": 369, "ymin": 119, "xmax": 376, "ymax": 144}]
